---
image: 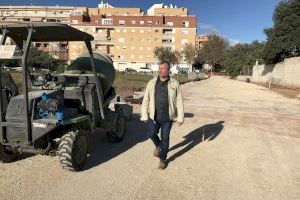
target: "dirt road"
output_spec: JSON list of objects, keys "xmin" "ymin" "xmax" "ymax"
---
[{"xmin": 0, "ymin": 76, "xmax": 299, "ymax": 200}]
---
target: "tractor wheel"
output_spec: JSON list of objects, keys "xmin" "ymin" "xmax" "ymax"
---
[
  {"xmin": 107, "ymin": 112, "xmax": 126, "ymax": 143},
  {"xmin": 0, "ymin": 145, "xmax": 18, "ymax": 163},
  {"xmin": 58, "ymin": 129, "xmax": 88, "ymax": 171}
]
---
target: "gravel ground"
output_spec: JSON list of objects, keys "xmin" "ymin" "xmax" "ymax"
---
[{"xmin": 0, "ymin": 76, "xmax": 299, "ymax": 200}]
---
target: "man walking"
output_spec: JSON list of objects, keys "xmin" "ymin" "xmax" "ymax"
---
[{"xmin": 141, "ymin": 61, "xmax": 184, "ymax": 169}]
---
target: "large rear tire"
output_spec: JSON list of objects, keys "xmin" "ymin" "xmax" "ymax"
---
[
  {"xmin": 0, "ymin": 145, "xmax": 18, "ymax": 163},
  {"xmin": 107, "ymin": 111, "xmax": 126, "ymax": 143},
  {"xmin": 58, "ymin": 129, "xmax": 88, "ymax": 171}
]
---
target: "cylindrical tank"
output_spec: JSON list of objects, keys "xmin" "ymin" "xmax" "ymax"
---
[{"xmin": 67, "ymin": 53, "xmax": 115, "ymax": 95}]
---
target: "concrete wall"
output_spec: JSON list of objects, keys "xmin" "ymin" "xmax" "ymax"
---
[{"xmin": 252, "ymin": 57, "xmax": 300, "ymax": 88}]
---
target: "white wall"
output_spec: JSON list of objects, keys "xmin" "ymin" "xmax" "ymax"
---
[{"xmin": 252, "ymin": 56, "xmax": 300, "ymax": 88}]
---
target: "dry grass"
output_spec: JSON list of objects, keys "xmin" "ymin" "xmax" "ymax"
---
[{"xmin": 9, "ymin": 71, "xmax": 188, "ymax": 95}]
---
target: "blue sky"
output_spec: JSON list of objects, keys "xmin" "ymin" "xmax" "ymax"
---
[{"xmin": 1, "ymin": 0, "xmax": 280, "ymax": 44}]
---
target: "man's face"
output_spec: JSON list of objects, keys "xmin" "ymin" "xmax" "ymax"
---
[{"xmin": 158, "ymin": 63, "xmax": 170, "ymax": 78}]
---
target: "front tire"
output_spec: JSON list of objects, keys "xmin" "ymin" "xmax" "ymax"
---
[
  {"xmin": 58, "ymin": 129, "xmax": 88, "ymax": 171},
  {"xmin": 0, "ymin": 145, "xmax": 18, "ymax": 163}
]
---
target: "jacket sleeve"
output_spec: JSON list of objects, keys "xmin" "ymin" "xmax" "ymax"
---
[
  {"xmin": 141, "ymin": 82, "xmax": 151, "ymax": 121},
  {"xmin": 176, "ymin": 84, "xmax": 184, "ymax": 123}
]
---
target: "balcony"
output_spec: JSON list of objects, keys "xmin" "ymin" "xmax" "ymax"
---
[
  {"xmin": 93, "ymin": 36, "xmax": 114, "ymax": 44},
  {"xmin": 162, "ymin": 38, "xmax": 173, "ymax": 44},
  {"xmin": 162, "ymin": 29, "xmax": 173, "ymax": 36}
]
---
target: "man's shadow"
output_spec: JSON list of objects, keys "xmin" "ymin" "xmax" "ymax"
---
[{"xmin": 168, "ymin": 121, "xmax": 224, "ymax": 163}]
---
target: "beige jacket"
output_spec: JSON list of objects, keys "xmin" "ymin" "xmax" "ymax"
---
[{"xmin": 141, "ymin": 77, "xmax": 184, "ymax": 122}]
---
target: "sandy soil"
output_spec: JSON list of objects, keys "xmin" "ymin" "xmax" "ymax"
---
[{"xmin": 0, "ymin": 76, "xmax": 299, "ymax": 200}]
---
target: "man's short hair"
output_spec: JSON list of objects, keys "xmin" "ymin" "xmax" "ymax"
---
[{"xmin": 159, "ymin": 61, "xmax": 171, "ymax": 68}]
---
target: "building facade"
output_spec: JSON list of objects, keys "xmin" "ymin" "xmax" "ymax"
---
[
  {"xmin": 196, "ymin": 35, "xmax": 208, "ymax": 49},
  {"xmin": 0, "ymin": 2, "xmax": 198, "ymax": 71},
  {"xmin": 69, "ymin": 3, "xmax": 197, "ymax": 71}
]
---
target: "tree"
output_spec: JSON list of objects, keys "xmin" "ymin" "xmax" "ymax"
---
[
  {"xmin": 0, "ymin": 59, "xmax": 20, "ymax": 68},
  {"xmin": 27, "ymin": 49, "xmax": 65, "ymax": 72},
  {"xmin": 154, "ymin": 47, "xmax": 181, "ymax": 65},
  {"xmin": 199, "ymin": 33, "xmax": 229, "ymax": 68},
  {"xmin": 193, "ymin": 53, "xmax": 205, "ymax": 70},
  {"xmin": 223, "ymin": 41, "xmax": 266, "ymax": 77},
  {"xmin": 181, "ymin": 43, "xmax": 196, "ymax": 65},
  {"xmin": 263, "ymin": 0, "xmax": 300, "ymax": 64}
]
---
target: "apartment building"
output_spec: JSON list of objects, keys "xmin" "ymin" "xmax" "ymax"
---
[
  {"xmin": 196, "ymin": 35, "xmax": 208, "ymax": 49},
  {"xmin": 0, "ymin": 5, "xmax": 86, "ymax": 62},
  {"xmin": 0, "ymin": 5, "xmax": 87, "ymax": 23},
  {"xmin": 0, "ymin": 2, "xmax": 197, "ymax": 71},
  {"xmin": 69, "ymin": 2, "xmax": 197, "ymax": 71}
]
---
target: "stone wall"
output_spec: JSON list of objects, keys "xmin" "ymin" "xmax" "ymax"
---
[{"xmin": 252, "ymin": 57, "xmax": 300, "ymax": 88}]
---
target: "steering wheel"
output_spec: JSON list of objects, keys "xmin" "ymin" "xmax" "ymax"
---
[{"xmin": 44, "ymin": 73, "xmax": 52, "ymax": 82}]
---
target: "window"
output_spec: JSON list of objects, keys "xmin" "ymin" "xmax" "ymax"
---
[
  {"xmin": 140, "ymin": 29, "xmax": 144, "ymax": 33},
  {"xmin": 123, "ymin": 46, "xmax": 127, "ymax": 49},
  {"xmin": 182, "ymin": 30, "xmax": 189, "ymax": 35},
  {"xmin": 167, "ymin": 22, "xmax": 173, "ymax": 26},
  {"xmin": 148, "ymin": 21, "xmax": 152, "ymax": 25},
  {"xmin": 140, "ymin": 47, "xmax": 144, "ymax": 50},
  {"xmin": 147, "ymin": 47, "xmax": 151, "ymax": 50},
  {"xmin": 131, "ymin": 29, "xmax": 135, "ymax": 32},
  {"xmin": 146, "ymin": 38, "xmax": 151, "ymax": 42},
  {"xmin": 163, "ymin": 29, "xmax": 173, "ymax": 35},
  {"xmin": 71, "ymin": 20, "xmax": 78, "ymax": 24},
  {"xmin": 131, "ymin": 46, "xmax": 135, "ymax": 50},
  {"xmin": 154, "ymin": 38, "xmax": 159, "ymax": 42},
  {"xmin": 116, "ymin": 29, "xmax": 120, "ymax": 32},
  {"xmin": 162, "ymin": 46, "xmax": 172, "ymax": 51},
  {"xmin": 118, "ymin": 55, "xmax": 124, "ymax": 59},
  {"xmin": 102, "ymin": 18, "xmax": 113, "ymax": 25},
  {"xmin": 118, "ymin": 38, "xmax": 125, "ymax": 43},
  {"xmin": 119, "ymin": 20, "xmax": 125, "ymax": 26},
  {"xmin": 156, "ymin": 21, "xmax": 160, "ymax": 24},
  {"xmin": 132, "ymin": 20, "xmax": 136, "ymax": 24},
  {"xmin": 182, "ymin": 21, "xmax": 189, "ymax": 27},
  {"xmin": 140, "ymin": 21, "xmax": 144, "ymax": 25},
  {"xmin": 147, "ymin": 29, "xmax": 151, "ymax": 33},
  {"xmin": 139, "ymin": 55, "xmax": 143, "ymax": 59},
  {"xmin": 131, "ymin": 55, "xmax": 135, "ymax": 58},
  {"xmin": 162, "ymin": 39, "xmax": 173, "ymax": 43},
  {"xmin": 96, "ymin": 28, "xmax": 104, "ymax": 33},
  {"xmin": 146, "ymin": 55, "xmax": 151, "ymax": 58},
  {"xmin": 155, "ymin": 29, "xmax": 160, "ymax": 33},
  {"xmin": 123, "ymin": 29, "xmax": 127, "ymax": 32}
]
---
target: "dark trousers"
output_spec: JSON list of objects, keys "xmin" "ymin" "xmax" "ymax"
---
[{"xmin": 148, "ymin": 119, "xmax": 173, "ymax": 160}]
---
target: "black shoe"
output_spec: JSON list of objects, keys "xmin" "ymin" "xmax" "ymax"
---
[
  {"xmin": 153, "ymin": 146, "xmax": 160, "ymax": 157},
  {"xmin": 158, "ymin": 159, "xmax": 168, "ymax": 170}
]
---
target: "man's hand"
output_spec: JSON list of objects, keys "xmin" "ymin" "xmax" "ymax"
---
[{"xmin": 177, "ymin": 122, "xmax": 184, "ymax": 126}]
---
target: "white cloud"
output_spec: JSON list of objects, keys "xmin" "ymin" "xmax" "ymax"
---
[
  {"xmin": 228, "ymin": 38, "xmax": 241, "ymax": 46},
  {"xmin": 198, "ymin": 22, "xmax": 219, "ymax": 33}
]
